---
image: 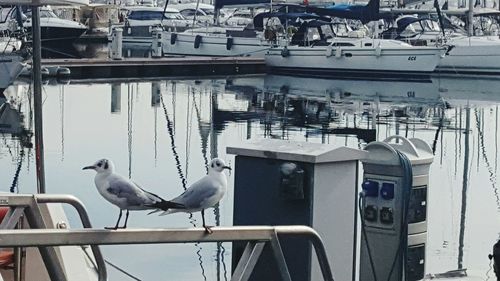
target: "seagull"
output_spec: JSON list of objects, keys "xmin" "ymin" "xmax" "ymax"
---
[
  {"xmin": 83, "ymin": 158, "xmax": 184, "ymax": 230},
  {"xmin": 151, "ymin": 158, "xmax": 231, "ymax": 234}
]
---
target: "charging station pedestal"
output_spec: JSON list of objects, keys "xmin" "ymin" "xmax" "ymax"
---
[
  {"xmin": 227, "ymin": 139, "xmax": 367, "ymax": 281},
  {"xmin": 360, "ymin": 136, "xmax": 433, "ymax": 281}
]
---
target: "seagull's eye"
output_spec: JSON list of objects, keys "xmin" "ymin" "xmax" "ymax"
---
[
  {"xmin": 216, "ymin": 162, "xmax": 221, "ymax": 166},
  {"xmin": 97, "ymin": 162, "xmax": 102, "ymax": 167}
]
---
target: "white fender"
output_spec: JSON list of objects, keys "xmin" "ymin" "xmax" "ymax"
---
[
  {"xmin": 325, "ymin": 45, "xmax": 333, "ymax": 57},
  {"xmin": 335, "ymin": 46, "xmax": 342, "ymax": 58},
  {"xmin": 374, "ymin": 43, "xmax": 382, "ymax": 57}
]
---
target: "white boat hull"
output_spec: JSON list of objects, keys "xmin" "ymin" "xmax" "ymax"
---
[
  {"xmin": 161, "ymin": 31, "xmax": 269, "ymax": 57},
  {"xmin": 266, "ymin": 43, "xmax": 445, "ymax": 79},
  {"xmin": 437, "ymin": 36, "xmax": 500, "ymax": 74},
  {"xmin": 0, "ymin": 54, "xmax": 25, "ymax": 92}
]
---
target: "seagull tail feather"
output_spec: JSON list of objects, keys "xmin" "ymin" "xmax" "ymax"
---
[{"xmin": 146, "ymin": 200, "xmax": 185, "ymax": 214}]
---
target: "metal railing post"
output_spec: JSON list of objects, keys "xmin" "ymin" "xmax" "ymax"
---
[
  {"xmin": 35, "ymin": 195, "xmax": 107, "ymax": 281},
  {"xmin": 270, "ymin": 231, "xmax": 292, "ymax": 281},
  {"xmin": 231, "ymin": 242, "xmax": 265, "ymax": 281},
  {"xmin": 23, "ymin": 198, "xmax": 67, "ymax": 281},
  {"xmin": 275, "ymin": 226, "xmax": 335, "ymax": 281}
]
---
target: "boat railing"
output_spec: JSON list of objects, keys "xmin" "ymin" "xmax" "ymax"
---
[
  {"xmin": 0, "ymin": 193, "xmax": 107, "ymax": 281},
  {"xmin": 0, "ymin": 193, "xmax": 335, "ymax": 281}
]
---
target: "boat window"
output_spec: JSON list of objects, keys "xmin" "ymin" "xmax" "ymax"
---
[
  {"xmin": 449, "ymin": 16, "xmax": 466, "ymax": 29},
  {"xmin": 364, "ymin": 43, "xmax": 372, "ymax": 46},
  {"xmin": 331, "ymin": 42, "xmax": 355, "ymax": 46},
  {"xmin": 332, "ymin": 22, "xmax": 350, "ymax": 37},
  {"xmin": 0, "ymin": 8, "xmax": 14, "ymax": 22},
  {"xmin": 320, "ymin": 25, "xmax": 335, "ymax": 39},
  {"xmin": 165, "ymin": 11, "xmax": 185, "ymax": 20},
  {"xmin": 128, "ymin": 10, "xmax": 183, "ymax": 21},
  {"xmin": 409, "ymin": 22, "xmax": 424, "ymax": 32},
  {"xmin": 201, "ymin": 8, "xmax": 215, "ymax": 16},
  {"xmin": 180, "ymin": 9, "xmax": 204, "ymax": 17},
  {"xmin": 40, "ymin": 10, "xmax": 57, "ymax": 18},
  {"xmin": 426, "ymin": 20, "xmax": 440, "ymax": 31},
  {"xmin": 233, "ymin": 13, "xmax": 252, "ymax": 19},
  {"xmin": 306, "ymin": 27, "xmax": 321, "ymax": 42}
]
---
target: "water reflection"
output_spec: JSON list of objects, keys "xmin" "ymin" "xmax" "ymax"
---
[
  {"xmin": 42, "ymin": 42, "xmax": 108, "ymax": 59},
  {"xmin": 4, "ymin": 74, "xmax": 500, "ymax": 280},
  {"xmin": 0, "ymin": 86, "xmax": 33, "ymax": 193}
]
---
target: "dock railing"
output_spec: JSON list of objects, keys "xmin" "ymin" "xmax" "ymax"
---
[{"xmin": 0, "ymin": 194, "xmax": 335, "ymax": 281}]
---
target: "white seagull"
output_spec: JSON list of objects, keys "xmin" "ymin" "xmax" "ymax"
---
[
  {"xmin": 152, "ymin": 158, "xmax": 231, "ymax": 234},
  {"xmin": 83, "ymin": 158, "xmax": 184, "ymax": 229}
]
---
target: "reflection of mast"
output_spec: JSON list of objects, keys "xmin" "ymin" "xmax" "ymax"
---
[
  {"xmin": 151, "ymin": 82, "xmax": 161, "ymax": 165},
  {"xmin": 209, "ymin": 87, "xmax": 228, "ymax": 281},
  {"xmin": 185, "ymin": 87, "xmax": 193, "ymax": 179},
  {"xmin": 282, "ymin": 96, "xmax": 287, "ymax": 140},
  {"xmin": 459, "ymin": 108, "xmax": 462, "ymax": 160},
  {"xmin": 475, "ymin": 109, "xmax": 500, "ymax": 210},
  {"xmin": 477, "ymin": 109, "xmax": 481, "ymax": 170},
  {"xmin": 111, "ymin": 84, "xmax": 122, "ymax": 113},
  {"xmin": 161, "ymin": 84, "xmax": 187, "ymax": 189},
  {"xmin": 127, "ymin": 84, "xmax": 133, "ymax": 178},
  {"xmin": 455, "ymin": 108, "xmax": 458, "ymax": 176},
  {"xmin": 193, "ymin": 90, "xmax": 210, "ymax": 170},
  {"xmin": 10, "ymin": 148, "xmax": 24, "ymax": 193},
  {"xmin": 210, "ymin": 89, "xmax": 218, "ymax": 160},
  {"xmin": 458, "ymin": 106, "xmax": 470, "ymax": 270},
  {"xmin": 496, "ymin": 106, "xmax": 498, "ymax": 172},
  {"xmin": 60, "ymin": 85, "xmax": 65, "ymax": 161},
  {"xmin": 160, "ymin": 85, "xmax": 207, "ymax": 281},
  {"xmin": 246, "ymin": 108, "xmax": 252, "ymax": 140},
  {"xmin": 172, "ymin": 82, "xmax": 177, "ymax": 135}
]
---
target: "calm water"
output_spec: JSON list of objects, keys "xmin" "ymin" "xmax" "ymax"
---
[{"xmin": 2, "ymin": 74, "xmax": 500, "ymax": 280}]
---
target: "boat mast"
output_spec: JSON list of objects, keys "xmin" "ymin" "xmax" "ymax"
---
[
  {"xmin": 193, "ymin": 0, "xmax": 202, "ymax": 26},
  {"xmin": 468, "ymin": 0, "xmax": 474, "ymax": 35},
  {"xmin": 161, "ymin": 0, "xmax": 170, "ymax": 26}
]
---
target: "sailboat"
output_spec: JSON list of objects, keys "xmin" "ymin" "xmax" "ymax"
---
[
  {"xmin": 0, "ymin": 31, "xmax": 27, "ymax": 94},
  {"xmin": 380, "ymin": 5, "xmax": 500, "ymax": 74},
  {"xmin": 161, "ymin": 0, "xmax": 271, "ymax": 57},
  {"xmin": 266, "ymin": 0, "xmax": 449, "ymax": 78}
]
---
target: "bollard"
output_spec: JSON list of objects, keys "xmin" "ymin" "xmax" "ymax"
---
[
  {"xmin": 151, "ymin": 26, "xmax": 163, "ymax": 58},
  {"xmin": 109, "ymin": 27, "xmax": 123, "ymax": 60}
]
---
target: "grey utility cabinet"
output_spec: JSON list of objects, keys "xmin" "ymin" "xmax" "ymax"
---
[{"xmin": 227, "ymin": 139, "xmax": 367, "ymax": 281}]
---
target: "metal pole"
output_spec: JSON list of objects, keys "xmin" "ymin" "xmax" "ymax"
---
[
  {"xmin": 32, "ymin": 6, "xmax": 46, "ymax": 194},
  {"xmin": 468, "ymin": 0, "xmax": 474, "ymax": 35}
]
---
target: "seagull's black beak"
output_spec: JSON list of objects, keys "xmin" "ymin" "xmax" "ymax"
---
[
  {"xmin": 223, "ymin": 166, "xmax": 232, "ymax": 170},
  {"xmin": 82, "ymin": 165, "xmax": 95, "ymax": 170}
]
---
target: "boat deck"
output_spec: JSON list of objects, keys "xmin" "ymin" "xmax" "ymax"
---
[{"xmin": 41, "ymin": 57, "xmax": 266, "ymax": 79}]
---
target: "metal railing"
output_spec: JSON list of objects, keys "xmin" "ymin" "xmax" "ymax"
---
[
  {"xmin": 0, "ymin": 194, "xmax": 107, "ymax": 281},
  {"xmin": 0, "ymin": 194, "xmax": 335, "ymax": 281}
]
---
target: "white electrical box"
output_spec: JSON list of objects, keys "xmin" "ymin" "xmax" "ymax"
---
[{"xmin": 228, "ymin": 139, "xmax": 367, "ymax": 281}]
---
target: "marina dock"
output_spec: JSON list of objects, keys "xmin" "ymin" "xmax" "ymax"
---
[{"xmin": 41, "ymin": 57, "xmax": 266, "ymax": 79}]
